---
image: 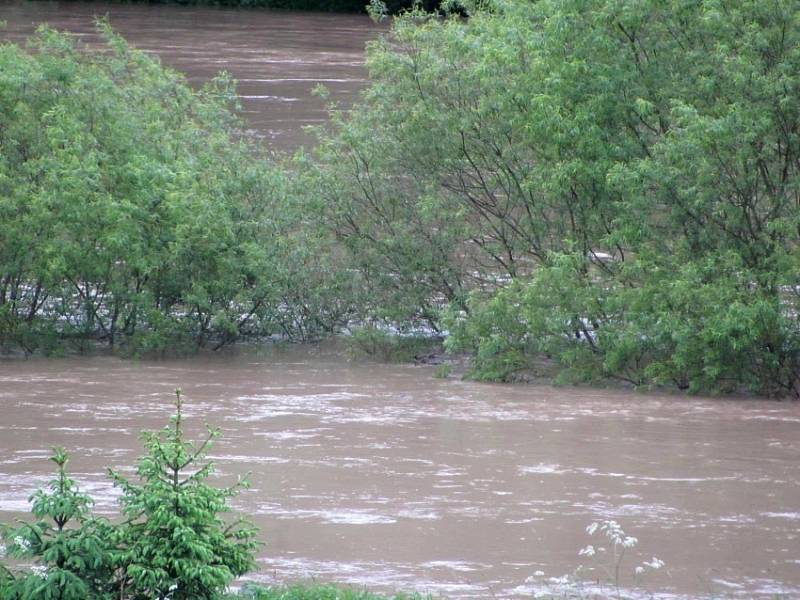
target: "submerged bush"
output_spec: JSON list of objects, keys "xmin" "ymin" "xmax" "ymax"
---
[
  {"xmin": 238, "ymin": 583, "xmax": 428, "ymax": 600},
  {"xmin": 0, "ymin": 23, "xmax": 349, "ymax": 355},
  {"xmin": 311, "ymin": 0, "xmax": 800, "ymax": 396},
  {"xmin": 345, "ymin": 325, "xmax": 441, "ymax": 363}
]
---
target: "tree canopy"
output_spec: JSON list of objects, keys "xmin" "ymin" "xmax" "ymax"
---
[
  {"xmin": 0, "ymin": 23, "xmax": 350, "ymax": 355},
  {"xmin": 310, "ymin": 0, "xmax": 800, "ymax": 396}
]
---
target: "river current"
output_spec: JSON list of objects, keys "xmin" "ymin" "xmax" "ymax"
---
[
  {"xmin": 0, "ymin": 347, "xmax": 799, "ymax": 598},
  {"xmin": 0, "ymin": 1, "xmax": 377, "ymax": 152}
]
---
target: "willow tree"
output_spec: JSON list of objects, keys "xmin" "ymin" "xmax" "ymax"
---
[
  {"xmin": 0, "ymin": 23, "xmax": 348, "ymax": 355},
  {"xmin": 312, "ymin": 0, "xmax": 800, "ymax": 395}
]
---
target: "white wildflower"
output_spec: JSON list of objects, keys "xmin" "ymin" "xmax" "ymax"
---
[
  {"xmin": 601, "ymin": 520, "xmax": 626, "ymax": 545},
  {"xmin": 603, "ymin": 520, "xmax": 635, "ymax": 546},
  {"xmin": 634, "ymin": 566, "xmax": 645, "ymax": 575},
  {"xmin": 578, "ymin": 544, "xmax": 596, "ymax": 557},
  {"xmin": 30, "ymin": 565, "xmax": 47, "ymax": 578},
  {"xmin": 585, "ymin": 522, "xmax": 599, "ymax": 535},
  {"xmin": 644, "ymin": 557, "xmax": 665, "ymax": 569},
  {"xmin": 13, "ymin": 536, "xmax": 31, "ymax": 551},
  {"xmin": 622, "ymin": 536, "xmax": 638, "ymax": 548}
]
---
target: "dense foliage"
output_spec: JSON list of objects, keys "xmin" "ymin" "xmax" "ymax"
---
[
  {"xmin": 3, "ymin": 1, "xmax": 799, "ymax": 397},
  {"xmin": 0, "ymin": 391, "xmax": 258, "ymax": 599},
  {"xmin": 0, "ymin": 23, "xmax": 350, "ymax": 355},
  {"xmin": 0, "ymin": 449, "xmax": 116, "ymax": 598},
  {"xmin": 311, "ymin": 0, "xmax": 800, "ymax": 397}
]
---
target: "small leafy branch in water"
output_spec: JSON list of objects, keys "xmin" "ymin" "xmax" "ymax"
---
[
  {"xmin": 345, "ymin": 325, "xmax": 442, "ymax": 364},
  {"xmin": 0, "ymin": 389, "xmax": 259, "ymax": 600}
]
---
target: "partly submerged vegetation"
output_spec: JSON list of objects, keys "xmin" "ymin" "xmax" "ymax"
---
[
  {"xmin": 2, "ymin": 0, "xmax": 800, "ymax": 397},
  {"xmin": 310, "ymin": 0, "xmax": 800, "ymax": 397},
  {"xmin": 0, "ymin": 4, "xmax": 794, "ymax": 597},
  {"xmin": 0, "ymin": 23, "xmax": 352, "ymax": 356}
]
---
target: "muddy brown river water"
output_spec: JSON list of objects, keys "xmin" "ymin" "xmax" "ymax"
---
[
  {"xmin": 0, "ymin": 347, "xmax": 799, "ymax": 598},
  {"xmin": 0, "ymin": 1, "xmax": 378, "ymax": 151},
  {"xmin": 1, "ymin": 3, "xmax": 800, "ymax": 598}
]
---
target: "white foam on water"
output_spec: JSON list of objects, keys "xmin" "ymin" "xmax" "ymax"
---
[
  {"xmin": 519, "ymin": 463, "xmax": 567, "ymax": 475},
  {"xmin": 761, "ymin": 511, "xmax": 800, "ymax": 520}
]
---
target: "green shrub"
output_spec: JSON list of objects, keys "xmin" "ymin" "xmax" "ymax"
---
[
  {"xmin": 0, "ymin": 449, "xmax": 116, "ymax": 599},
  {"xmin": 313, "ymin": 0, "xmax": 800, "ymax": 396},
  {"xmin": 0, "ymin": 23, "xmax": 349, "ymax": 355},
  {"xmin": 0, "ymin": 390, "xmax": 259, "ymax": 599},
  {"xmin": 432, "ymin": 363, "xmax": 451, "ymax": 379}
]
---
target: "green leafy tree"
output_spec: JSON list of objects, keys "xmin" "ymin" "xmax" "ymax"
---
[
  {"xmin": 0, "ymin": 23, "xmax": 347, "ymax": 355},
  {"xmin": 313, "ymin": 0, "xmax": 800, "ymax": 396},
  {"xmin": 0, "ymin": 391, "xmax": 261, "ymax": 598}
]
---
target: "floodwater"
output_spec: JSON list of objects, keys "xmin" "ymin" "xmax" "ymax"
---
[
  {"xmin": 0, "ymin": 1, "xmax": 379, "ymax": 151},
  {"xmin": 0, "ymin": 347, "xmax": 798, "ymax": 599},
  {"xmin": 1, "ymin": 3, "xmax": 800, "ymax": 598}
]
